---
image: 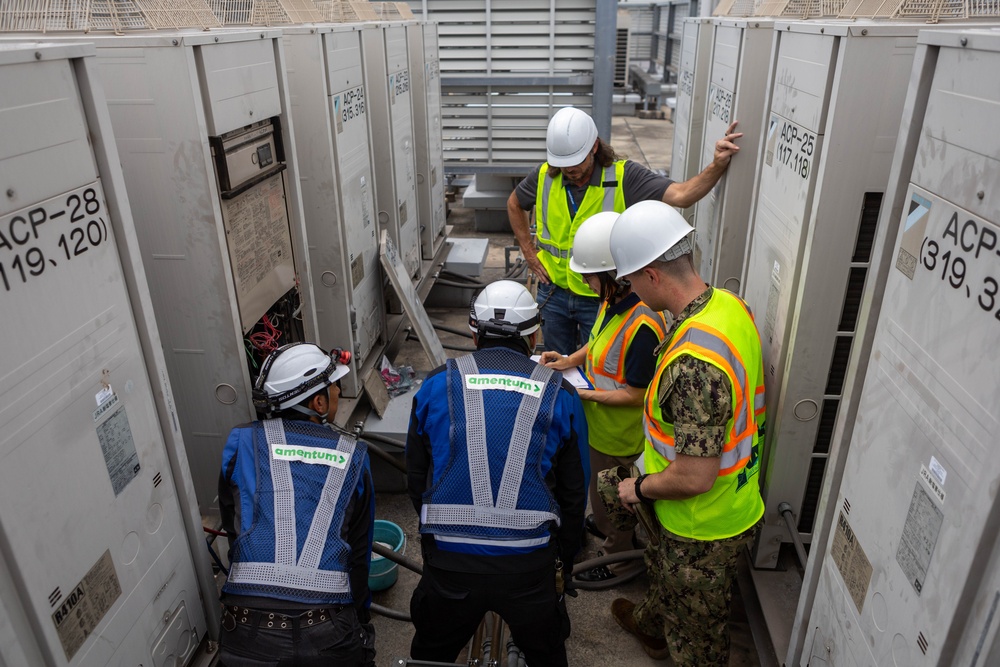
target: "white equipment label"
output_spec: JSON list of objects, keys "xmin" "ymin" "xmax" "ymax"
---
[
  {"xmin": 51, "ymin": 550, "xmax": 121, "ymax": 661},
  {"xmin": 0, "ymin": 183, "xmax": 110, "ymax": 294},
  {"xmin": 96, "ymin": 405, "xmax": 141, "ymax": 496},
  {"xmin": 900, "ymin": 187, "xmax": 1000, "ymax": 324},
  {"xmin": 896, "ymin": 482, "xmax": 944, "ymax": 596}
]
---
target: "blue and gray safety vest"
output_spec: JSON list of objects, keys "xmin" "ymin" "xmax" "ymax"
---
[
  {"xmin": 420, "ymin": 352, "xmax": 563, "ymax": 551},
  {"xmin": 223, "ymin": 419, "xmax": 367, "ymax": 605}
]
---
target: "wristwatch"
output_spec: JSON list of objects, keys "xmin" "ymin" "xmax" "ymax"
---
[{"xmin": 633, "ymin": 473, "xmax": 652, "ymax": 504}]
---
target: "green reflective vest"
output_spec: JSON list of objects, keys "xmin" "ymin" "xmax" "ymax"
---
[
  {"xmin": 534, "ymin": 160, "xmax": 627, "ymax": 296},
  {"xmin": 643, "ymin": 289, "xmax": 766, "ymax": 541},
  {"xmin": 583, "ymin": 299, "xmax": 667, "ymax": 457}
]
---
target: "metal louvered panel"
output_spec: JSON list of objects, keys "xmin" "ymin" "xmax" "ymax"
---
[
  {"xmin": 208, "ymin": 0, "xmax": 323, "ymax": 25},
  {"xmin": 0, "ymin": 0, "xmax": 222, "ymax": 32},
  {"xmin": 402, "ymin": 0, "xmax": 599, "ymax": 170}
]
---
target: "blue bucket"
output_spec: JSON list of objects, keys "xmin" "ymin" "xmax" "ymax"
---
[{"xmin": 369, "ymin": 520, "xmax": 406, "ymax": 592}]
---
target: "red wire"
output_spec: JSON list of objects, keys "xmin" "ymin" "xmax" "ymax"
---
[{"xmin": 248, "ymin": 314, "xmax": 282, "ymax": 353}]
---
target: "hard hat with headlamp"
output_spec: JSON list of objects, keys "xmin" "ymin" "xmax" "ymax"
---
[
  {"xmin": 252, "ymin": 343, "xmax": 352, "ymax": 414},
  {"xmin": 469, "ymin": 280, "xmax": 541, "ymax": 339},
  {"xmin": 609, "ymin": 200, "xmax": 695, "ymax": 277},
  {"xmin": 546, "ymin": 107, "xmax": 599, "ymax": 168}
]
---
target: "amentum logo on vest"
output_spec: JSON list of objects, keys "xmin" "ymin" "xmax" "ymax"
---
[
  {"xmin": 271, "ymin": 444, "xmax": 351, "ymax": 469},
  {"xmin": 464, "ymin": 374, "xmax": 543, "ymax": 398}
]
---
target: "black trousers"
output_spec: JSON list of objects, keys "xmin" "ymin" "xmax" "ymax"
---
[
  {"xmin": 409, "ymin": 563, "xmax": 570, "ymax": 667},
  {"xmin": 217, "ymin": 605, "xmax": 375, "ymax": 667}
]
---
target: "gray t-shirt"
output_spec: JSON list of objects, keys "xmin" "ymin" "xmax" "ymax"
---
[{"xmin": 514, "ymin": 159, "xmax": 675, "ymax": 212}]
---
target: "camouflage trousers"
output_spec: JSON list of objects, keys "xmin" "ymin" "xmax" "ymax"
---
[{"xmin": 632, "ymin": 520, "xmax": 762, "ymax": 667}]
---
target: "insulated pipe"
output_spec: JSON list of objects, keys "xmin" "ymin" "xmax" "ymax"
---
[
  {"xmin": 359, "ymin": 431, "xmax": 407, "ymax": 450},
  {"xmin": 432, "ymin": 323, "xmax": 475, "ymax": 339},
  {"xmin": 778, "ymin": 502, "xmax": 809, "ymax": 569},
  {"xmin": 372, "ymin": 540, "xmax": 424, "ymax": 575},
  {"xmin": 365, "ymin": 440, "xmax": 408, "ymax": 475}
]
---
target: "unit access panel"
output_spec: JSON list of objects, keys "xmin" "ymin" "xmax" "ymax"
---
[
  {"xmin": 671, "ymin": 17, "xmax": 714, "ymax": 224},
  {"xmin": 362, "ymin": 22, "xmax": 422, "ymax": 281},
  {"xmin": 0, "ymin": 43, "xmax": 208, "ymax": 667},
  {"xmin": 692, "ymin": 18, "xmax": 774, "ymax": 292},
  {"xmin": 742, "ymin": 23, "xmax": 921, "ymax": 568},
  {"xmin": 805, "ymin": 28, "xmax": 1000, "ymax": 667},
  {"xmin": 283, "ymin": 24, "xmax": 387, "ymax": 398}
]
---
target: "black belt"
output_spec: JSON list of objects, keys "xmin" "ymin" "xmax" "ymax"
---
[{"xmin": 222, "ymin": 605, "xmax": 343, "ymax": 631}]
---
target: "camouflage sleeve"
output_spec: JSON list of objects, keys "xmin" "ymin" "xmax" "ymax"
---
[{"xmin": 658, "ymin": 356, "xmax": 733, "ymax": 457}]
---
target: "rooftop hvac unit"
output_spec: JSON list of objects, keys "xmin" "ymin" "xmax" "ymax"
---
[
  {"xmin": 801, "ymin": 27, "xmax": 1000, "ymax": 667},
  {"xmin": 743, "ymin": 20, "xmax": 933, "ymax": 570},
  {"xmin": 361, "ymin": 22, "xmax": 422, "ymax": 281},
  {"xmin": 670, "ymin": 17, "xmax": 714, "ymax": 224},
  {"xmin": 691, "ymin": 18, "xmax": 775, "ymax": 292},
  {"xmin": 63, "ymin": 29, "xmax": 316, "ymax": 515},
  {"xmin": 282, "ymin": 23, "xmax": 387, "ymax": 398},
  {"xmin": 407, "ymin": 22, "xmax": 447, "ymax": 260},
  {"xmin": 207, "ymin": 0, "xmax": 323, "ymax": 25},
  {"xmin": 0, "ymin": 42, "xmax": 216, "ymax": 665},
  {"xmin": 0, "ymin": 0, "xmax": 222, "ymax": 32}
]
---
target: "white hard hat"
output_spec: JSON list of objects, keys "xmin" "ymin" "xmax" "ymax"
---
[
  {"xmin": 609, "ymin": 201, "xmax": 695, "ymax": 277},
  {"xmin": 253, "ymin": 343, "xmax": 351, "ymax": 412},
  {"xmin": 546, "ymin": 107, "xmax": 599, "ymax": 168},
  {"xmin": 469, "ymin": 280, "xmax": 541, "ymax": 338},
  {"xmin": 569, "ymin": 212, "xmax": 620, "ymax": 274}
]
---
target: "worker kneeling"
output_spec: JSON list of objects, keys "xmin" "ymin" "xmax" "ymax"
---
[
  {"xmin": 405, "ymin": 280, "xmax": 590, "ymax": 666},
  {"xmin": 218, "ymin": 343, "xmax": 376, "ymax": 667}
]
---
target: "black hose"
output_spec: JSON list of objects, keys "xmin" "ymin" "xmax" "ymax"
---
[
  {"xmin": 371, "ymin": 602, "xmax": 411, "ymax": 622},
  {"xmin": 433, "ymin": 279, "xmax": 486, "ymax": 289},
  {"xmin": 432, "ymin": 323, "xmax": 475, "ymax": 339},
  {"xmin": 405, "ymin": 330, "xmax": 475, "ymax": 352},
  {"xmin": 440, "ymin": 270, "xmax": 488, "ymax": 287},
  {"xmin": 569, "ymin": 549, "xmax": 647, "ymax": 591},
  {"xmin": 361, "ymin": 431, "xmax": 407, "ymax": 450},
  {"xmin": 372, "ymin": 541, "xmax": 424, "ymax": 575},
  {"xmin": 365, "ymin": 440, "xmax": 408, "ymax": 474},
  {"xmin": 572, "ymin": 566, "xmax": 644, "ymax": 591}
]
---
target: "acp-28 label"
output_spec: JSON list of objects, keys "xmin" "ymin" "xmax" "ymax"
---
[{"xmin": 0, "ymin": 183, "xmax": 110, "ymax": 293}]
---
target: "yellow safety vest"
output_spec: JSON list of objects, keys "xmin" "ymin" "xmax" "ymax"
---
[
  {"xmin": 583, "ymin": 299, "xmax": 667, "ymax": 457},
  {"xmin": 535, "ymin": 160, "xmax": 627, "ymax": 296},
  {"xmin": 643, "ymin": 289, "xmax": 766, "ymax": 541}
]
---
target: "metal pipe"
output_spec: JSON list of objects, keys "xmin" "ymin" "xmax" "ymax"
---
[
  {"xmin": 778, "ymin": 502, "xmax": 809, "ymax": 569},
  {"xmin": 490, "ymin": 612, "xmax": 504, "ymax": 667}
]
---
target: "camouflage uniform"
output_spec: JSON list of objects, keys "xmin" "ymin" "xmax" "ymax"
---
[{"xmin": 625, "ymin": 288, "xmax": 764, "ymax": 666}]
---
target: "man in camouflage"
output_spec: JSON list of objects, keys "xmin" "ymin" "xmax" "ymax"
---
[{"xmin": 605, "ymin": 201, "xmax": 766, "ymax": 666}]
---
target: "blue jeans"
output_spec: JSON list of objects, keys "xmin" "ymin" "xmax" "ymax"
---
[{"xmin": 536, "ymin": 282, "xmax": 601, "ymax": 355}]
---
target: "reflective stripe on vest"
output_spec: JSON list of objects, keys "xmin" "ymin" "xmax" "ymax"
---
[
  {"xmin": 539, "ymin": 164, "xmax": 619, "ymax": 244},
  {"xmin": 421, "ymin": 355, "xmax": 560, "ymax": 540},
  {"xmin": 644, "ymin": 325, "xmax": 755, "ymax": 475},
  {"xmin": 225, "ymin": 418, "xmax": 352, "ymax": 596},
  {"xmin": 586, "ymin": 301, "xmax": 668, "ymax": 392},
  {"xmin": 642, "ymin": 289, "xmax": 766, "ymax": 541},
  {"xmin": 535, "ymin": 161, "xmax": 626, "ymax": 295}
]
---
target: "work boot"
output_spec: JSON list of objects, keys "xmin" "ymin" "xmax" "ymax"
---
[
  {"xmin": 584, "ymin": 514, "xmax": 606, "ymax": 540},
  {"xmin": 575, "ymin": 564, "xmax": 615, "ymax": 582},
  {"xmin": 610, "ymin": 598, "xmax": 671, "ymax": 661}
]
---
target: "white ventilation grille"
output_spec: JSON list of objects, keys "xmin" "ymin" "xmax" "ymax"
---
[
  {"xmin": 402, "ymin": 0, "xmax": 597, "ymax": 170},
  {"xmin": 313, "ymin": 0, "xmax": 379, "ymax": 22},
  {"xmin": 0, "ymin": 0, "xmax": 222, "ymax": 33},
  {"xmin": 369, "ymin": 2, "xmax": 414, "ymax": 19},
  {"xmin": 839, "ymin": 0, "xmax": 1000, "ymax": 20},
  {"xmin": 207, "ymin": 0, "xmax": 322, "ymax": 26}
]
